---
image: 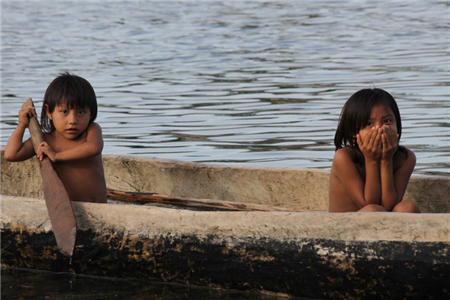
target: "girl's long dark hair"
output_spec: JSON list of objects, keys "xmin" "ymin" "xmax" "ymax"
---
[{"xmin": 334, "ymin": 88, "xmax": 405, "ymax": 164}]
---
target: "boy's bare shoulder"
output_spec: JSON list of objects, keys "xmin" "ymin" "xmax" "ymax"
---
[{"xmin": 87, "ymin": 122, "xmax": 102, "ymax": 131}]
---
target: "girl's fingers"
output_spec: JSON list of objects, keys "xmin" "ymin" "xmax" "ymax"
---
[
  {"xmin": 385, "ymin": 127, "xmax": 397, "ymax": 147},
  {"xmin": 382, "ymin": 131, "xmax": 388, "ymax": 149},
  {"xmin": 372, "ymin": 127, "xmax": 382, "ymax": 150},
  {"xmin": 356, "ymin": 134, "xmax": 363, "ymax": 147},
  {"xmin": 364, "ymin": 127, "xmax": 376, "ymax": 148}
]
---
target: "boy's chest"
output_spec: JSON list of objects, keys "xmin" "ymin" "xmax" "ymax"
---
[{"xmin": 44, "ymin": 132, "xmax": 87, "ymax": 152}]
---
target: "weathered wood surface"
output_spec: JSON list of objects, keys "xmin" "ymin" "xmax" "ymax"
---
[
  {"xmin": 1, "ymin": 148, "xmax": 450, "ymax": 298},
  {"xmin": 1, "ymin": 149, "xmax": 449, "ymax": 213},
  {"xmin": 107, "ymin": 188, "xmax": 318, "ymax": 212},
  {"xmin": 1, "ymin": 196, "xmax": 449, "ymax": 299},
  {"xmin": 20, "ymin": 99, "xmax": 76, "ymax": 257}
]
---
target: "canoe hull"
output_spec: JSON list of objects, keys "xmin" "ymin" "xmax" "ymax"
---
[
  {"xmin": 2, "ymin": 196, "xmax": 449, "ymax": 299},
  {"xmin": 2, "ymin": 152, "xmax": 449, "ymax": 213},
  {"xmin": 1, "ymin": 150, "xmax": 449, "ymax": 298}
]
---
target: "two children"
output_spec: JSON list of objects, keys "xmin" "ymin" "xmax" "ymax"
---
[
  {"xmin": 329, "ymin": 88, "xmax": 420, "ymax": 213},
  {"xmin": 5, "ymin": 72, "xmax": 107, "ymax": 203},
  {"xmin": 5, "ymin": 75, "xmax": 419, "ymax": 212}
]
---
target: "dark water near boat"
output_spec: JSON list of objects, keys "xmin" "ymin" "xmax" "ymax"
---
[
  {"xmin": 1, "ymin": 267, "xmax": 296, "ymax": 300},
  {"xmin": 0, "ymin": 0, "xmax": 449, "ymax": 298}
]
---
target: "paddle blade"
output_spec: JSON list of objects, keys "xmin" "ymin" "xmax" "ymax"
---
[{"xmin": 40, "ymin": 156, "xmax": 77, "ymax": 257}]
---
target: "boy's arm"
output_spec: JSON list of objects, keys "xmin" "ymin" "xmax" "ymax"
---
[
  {"xmin": 4, "ymin": 106, "xmax": 37, "ymax": 162},
  {"xmin": 38, "ymin": 122, "xmax": 104, "ymax": 162}
]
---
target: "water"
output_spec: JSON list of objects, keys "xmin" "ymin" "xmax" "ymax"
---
[
  {"xmin": 1, "ymin": 0, "xmax": 449, "ymax": 176},
  {"xmin": 0, "ymin": 0, "xmax": 449, "ymax": 298},
  {"xmin": 1, "ymin": 267, "xmax": 292, "ymax": 299}
]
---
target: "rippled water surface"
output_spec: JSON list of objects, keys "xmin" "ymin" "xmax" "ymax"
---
[{"xmin": 1, "ymin": 0, "xmax": 449, "ymax": 175}]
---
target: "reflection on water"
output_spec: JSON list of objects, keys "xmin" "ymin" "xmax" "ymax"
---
[
  {"xmin": 1, "ymin": 267, "xmax": 292, "ymax": 300},
  {"xmin": 1, "ymin": 1, "xmax": 449, "ymax": 175}
]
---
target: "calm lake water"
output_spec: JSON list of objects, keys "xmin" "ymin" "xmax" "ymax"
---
[
  {"xmin": 0, "ymin": 0, "xmax": 449, "ymax": 298},
  {"xmin": 1, "ymin": 0, "xmax": 449, "ymax": 176}
]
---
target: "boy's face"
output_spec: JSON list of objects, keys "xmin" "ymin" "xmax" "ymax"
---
[
  {"xmin": 46, "ymin": 103, "xmax": 91, "ymax": 140},
  {"xmin": 358, "ymin": 103, "xmax": 398, "ymax": 143}
]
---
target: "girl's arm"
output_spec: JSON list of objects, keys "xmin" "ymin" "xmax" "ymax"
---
[
  {"xmin": 37, "ymin": 122, "xmax": 104, "ymax": 162},
  {"xmin": 380, "ymin": 126, "xmax": 416, "ymax": 210},
  {"xmin": 4, "ymin": 106, "xmax": 37, "ymax": 162},
  {"xmin": 357, "ymin": 127, "xmax": 383, "ymax": 206},
  {"xmin": 332, "ymin": 128, "xmax": 383, "ymax": 209}
]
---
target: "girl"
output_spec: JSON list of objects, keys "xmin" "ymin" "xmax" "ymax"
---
[
  {"xmin": 5, "ymin": 72, "xmax": 107, "ymax": 203},
  {"xmin": 329, "ymin": 88, "xmax": 420, "ymax": 213}
]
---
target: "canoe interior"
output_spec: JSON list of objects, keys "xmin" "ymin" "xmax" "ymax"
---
[{"xmin": 1, "ymin": 149, "xmax": 449, "ymax": 213}]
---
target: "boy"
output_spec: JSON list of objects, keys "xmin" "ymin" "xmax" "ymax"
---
[{"xmin": 5, "ymin": 72, "xmax": 107, "ymax": 203}]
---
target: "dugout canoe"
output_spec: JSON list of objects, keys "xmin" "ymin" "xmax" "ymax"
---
[{"xmin": 1, "ymin": 149, "xmax": 449, "ymax": 299}]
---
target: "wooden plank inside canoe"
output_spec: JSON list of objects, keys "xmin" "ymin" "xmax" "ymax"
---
[{"xmin": 107, "ymin": 188, "xmax": 318, "ymax": 212}]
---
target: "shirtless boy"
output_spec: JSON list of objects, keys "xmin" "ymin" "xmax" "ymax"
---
[{"xmin": 5, "ymin": 72, "xmax": 107, "ymax": 203}]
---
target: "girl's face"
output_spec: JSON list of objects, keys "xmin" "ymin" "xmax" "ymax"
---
[
  {"xmin": 46, "ymin": 102, "xmax": 91, "ymax": 140},
  {"xmin": 358, "ymin": 103, "xmax": 398, "ymax": 142}
]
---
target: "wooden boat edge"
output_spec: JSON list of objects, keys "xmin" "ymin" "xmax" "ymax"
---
[
  {"xmin": 2, "ymin": 149, "xmax": 449, "ymax": 213},
  {"xmin": 2, "ymin": 195, "xmax": 449, "ymax": 299}
]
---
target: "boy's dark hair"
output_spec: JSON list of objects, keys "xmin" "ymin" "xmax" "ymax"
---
[
  {"xmin": 334, "ymin": 88, "xmax": 405, "ymax": 164},
  {"xmin": 41, "ymin": 72, "xmax": 98, "ymax": 132}
]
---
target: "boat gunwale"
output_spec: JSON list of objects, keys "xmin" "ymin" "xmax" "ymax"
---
[{"xmin": 2, "ymin": 195, "xmax": 449, "ymax": 244}]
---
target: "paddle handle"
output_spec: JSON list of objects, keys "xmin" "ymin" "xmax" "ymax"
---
[
  {"xmin": 21, "ymin": 98, "xmax": 45, "ymax": 152},
  {"xmin": 21, "ymin": 98, "xmax": 77, "ymax": 257}
]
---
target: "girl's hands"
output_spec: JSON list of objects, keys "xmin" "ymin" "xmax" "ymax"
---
[
  {"xmin": 18, "ymin": 106, "xmax": 37, "ymax": 127},
  {"xmin": 37, "ymin": 142, "xmax": 57, "ymax": 162},
  {"xmin": 381, "ymin": 125, "xmax": 399, "ymax": 161},
  {"xmin": 357, "ymin": 126, "xmax": 399, "ymax": 163},
  {"xmin": 357, "ymin": 127, "xmax": 383, "ymax": 162}
]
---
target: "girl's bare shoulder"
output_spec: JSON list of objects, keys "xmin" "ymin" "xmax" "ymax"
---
[
  {"xmin": 333, "ymin": 147, "xmax": 356, "ymax": 163},
  {"xmin": 394, "ymin": 147, "xmax": 416, "ymax": 171}
]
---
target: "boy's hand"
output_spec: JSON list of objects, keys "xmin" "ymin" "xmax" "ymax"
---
[
  {"xmin": 18, "ymin": 106, "xmax": 37, "ymax": 127},
  {"xmin": 381, "ymin": 126, "xmax": 399, "ymax": 161},
  {"xmin": 37, "ymin": 142, "xmax": 57, "ymax": 162},
  {"xmin": 357, "ymin": 126, "xmax": 383, "ymax": 162}
]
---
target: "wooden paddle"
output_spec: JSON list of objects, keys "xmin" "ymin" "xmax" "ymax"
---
[{"xmin": 22, "ymin": 98, "xmax": 77, "ymax": 257}]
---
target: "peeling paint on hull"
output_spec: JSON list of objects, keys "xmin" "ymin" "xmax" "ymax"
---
[
  {"xmin": 2, "ymin": 228, "xmax": 449, "ymax": 299},
  {"xmin": 1, "ymin": 197, "xmax": 449, "ymax": 299}
]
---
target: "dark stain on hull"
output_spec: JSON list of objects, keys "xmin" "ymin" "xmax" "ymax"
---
[{"xmin": 1, "ymin": 228, "xmax": 449, "ymax": 299}]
